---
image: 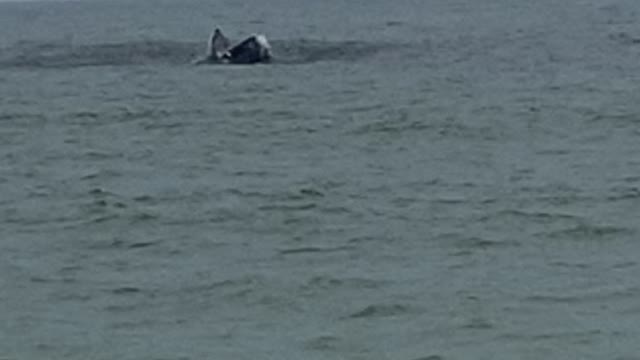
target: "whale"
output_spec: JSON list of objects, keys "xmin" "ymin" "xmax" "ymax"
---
[{"xmin": 195, "ymin": 28, "xmax": 272, "ymax": 65}]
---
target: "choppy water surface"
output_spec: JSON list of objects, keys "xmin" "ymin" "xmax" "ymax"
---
[{"xmin": 2, "ymin": 0, "xmax": 640, "ymax": 359}]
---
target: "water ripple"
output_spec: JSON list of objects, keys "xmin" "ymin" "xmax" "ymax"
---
[{"xmin": 347, "ymin": 303, "xmax": 413, "ymax": 319}]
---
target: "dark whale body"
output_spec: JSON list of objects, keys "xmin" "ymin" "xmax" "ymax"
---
[{"xmin": 195, "ymin": 28, "xmax": 272, "ymax": 65}]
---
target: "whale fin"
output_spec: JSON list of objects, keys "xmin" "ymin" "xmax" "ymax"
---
[{"xmin": 207, "ymin": 28, "xmax": 231, "ymax": 59}]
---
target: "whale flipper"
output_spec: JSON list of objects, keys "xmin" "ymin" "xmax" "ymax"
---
[{"xmin": 207, "ymin": 28, "xmax": 231, "ymax": 60}]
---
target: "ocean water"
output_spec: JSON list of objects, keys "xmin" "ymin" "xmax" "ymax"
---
[{"xmin": 2, "ymin": 0, "xmax": 640, "ymax": 359}]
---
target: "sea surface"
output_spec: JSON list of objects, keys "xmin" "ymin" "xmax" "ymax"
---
[{"xmin": 2, "ymin": 0, "xmax": 640, "ymax": 359}]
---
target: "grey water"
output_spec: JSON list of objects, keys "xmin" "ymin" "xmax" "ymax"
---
[{"xmin": 2, "ymin": 0, "xmax": 640, "ymax": 359}]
